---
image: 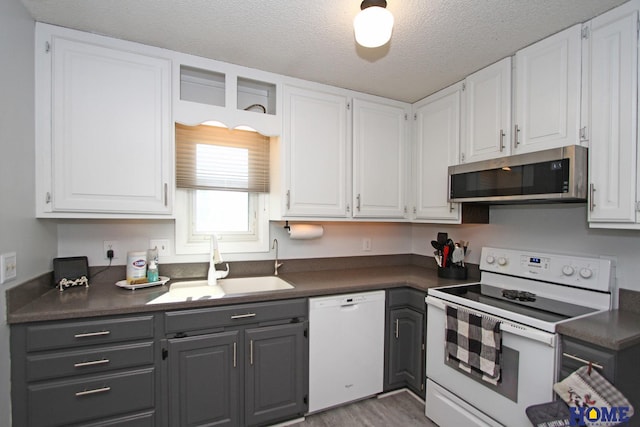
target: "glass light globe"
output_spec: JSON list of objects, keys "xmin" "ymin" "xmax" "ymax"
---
[{"xmin": 353, "ymin": 6, "xmax": 394, "ymax": 48}]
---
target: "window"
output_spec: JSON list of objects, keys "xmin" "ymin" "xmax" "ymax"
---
[{"xmin": 174, "ymin": 124, "xmax": 270, "ymax": 254}]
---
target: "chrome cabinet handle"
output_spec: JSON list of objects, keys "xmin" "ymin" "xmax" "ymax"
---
[
  {"xmin": 589, "ymin": 184, "xmax": 596, "ymax": 212},
  {"xmin": 499, "ymin": 129, "xmax": 505, "ymax": 152},
  {"xmin": 233, "ymin": 342, "xmax": 237, "ymax": 368},
  {"xmin": 514, "ymin": 124, "xmax": 520, "ymax": 147},
  {"xmin": 74, "ymin": 331, "xmax": 110, "ymax": 339},
  {"xmin": 75, "ymin": 386, "xmax": 111, "ymax": 397},
  {"xmin": 395, "ymin": 319, "xmax": 399, "ymax": 338},
  {"xmin": 356, "ymin": 194, "xmax": 361, "ymax": 211},
  {"xmin": 286, "ymin": 190, "xmax": 291, "ymax": 210},
  {"xmin": 74, "ymin": 359, "xmax": 110, "ymax": 368},
  {"xmin": 562, "ymin": 352, "xmax": 604, "ymax": 370},
  {"xmin": 449, "ymin": 202, "xmax": 454, "ymax": 213},
  {"xmin": 230, "ymin": 313, "xmax": 256, "ymax": 320},
  {"xmin": 250, "ymin": 340, "xmax": 254, "ymax": 365},
  {"xmin": 164, "ymin": 183, "xmax": 168, "ymax": 206}
]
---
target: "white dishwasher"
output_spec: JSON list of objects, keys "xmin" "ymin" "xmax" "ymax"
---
[{"xmin": 308, "ymin": 290, "xmax": 385, "ymax": 413}]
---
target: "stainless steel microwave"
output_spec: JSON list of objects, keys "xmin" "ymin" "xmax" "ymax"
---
[{"xmin": 448, "ymin": 145, "xmax": 587, "ymax": 203}]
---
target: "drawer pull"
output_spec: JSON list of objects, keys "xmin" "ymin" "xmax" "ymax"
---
[
  {"xmin": 74, "ymin": 359, "xmax": 110, "ymax": 368},
  {"xmin": 230, "ymin": 313, "xmax": 256, "ymax": 320},
  {"xmin": 562, "ymin": 352, "xmax": 604, "ymax": 370},
  {"xmin": 75, "ymin": 386, "xmax": 111, "ymax": 397},
  {"xmin": 74, "ymin": 330, "xmax": 111, "ymax": 339}
]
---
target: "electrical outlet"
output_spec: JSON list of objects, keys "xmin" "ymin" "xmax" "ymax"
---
[
  {"xmin": 362, "ymin": 238, "xmax": 372, "ymax": 252},
  {"xmin": 103, "ymin": 241, "xmax": 120, "ymax": 260},
  {"xmin": 149, "ymin": 239, "xmax": 170, "ymax": 257},
  {"xmin": 0, "ymin": 252, "xmax": 17, "ymax": 284}
]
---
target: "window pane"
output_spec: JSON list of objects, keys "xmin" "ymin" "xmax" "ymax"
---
[{"xmin": 194, "ymin": 190, "xmax": 249, "ymax": 233}]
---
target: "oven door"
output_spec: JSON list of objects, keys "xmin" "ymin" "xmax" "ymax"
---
[{"xmin": 425, "ymin": 296, "xmax": 558, "ymax": 427}]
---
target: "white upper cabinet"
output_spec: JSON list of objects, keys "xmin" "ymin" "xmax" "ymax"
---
[
  {"xmin": 513, "ymin": 24, "xmax": 583, "ymax": 154},
  {"xmin": 461, "ymin": 57, "xmax": 512, "ymax": 163},
  {"xmin": 587, "ymin": 1, "xmax": 639, "ymax": 227},
  {"xmin": 352, "ymin": 98, "xmax": 410, "ymax": 219},
  {"xmin": 413, "ymin": 83, "xmax": 462, "ymax": 223},
  {"xmin": 279, "ymin": 85, "xmax": 350, "ymax": 218},
  {"xmin": 173, "ymin": 53, "xmax": 282, "ymax": 136},
  {"xmin": 35, "ymin": 23, "xmax": 173, "ymax": 217}
]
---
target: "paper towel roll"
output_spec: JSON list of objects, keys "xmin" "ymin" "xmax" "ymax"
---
[{"xmin": 287, "ymin": 224, "xmax": 324, "ymax": 240}]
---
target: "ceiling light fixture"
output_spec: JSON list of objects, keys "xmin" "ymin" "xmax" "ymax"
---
[{"xmin": 353, "ymin": 0, "xmax": 394, "ymax": 48}]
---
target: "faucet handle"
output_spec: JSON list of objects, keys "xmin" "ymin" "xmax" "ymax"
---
[{"xmin": 215, "ymin": 263, "xmax": 230, "ymax": 279}]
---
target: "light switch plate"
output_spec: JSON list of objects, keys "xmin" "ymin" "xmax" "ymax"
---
[{"xmin": 0, "ymin": 252, "xmax": 17, "ymax": 284}]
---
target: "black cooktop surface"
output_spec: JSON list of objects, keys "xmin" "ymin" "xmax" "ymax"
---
[{"xmin": 436, "ymin": 283, "xmax": 599, "ymax": 323}]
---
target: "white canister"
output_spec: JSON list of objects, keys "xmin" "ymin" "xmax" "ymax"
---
[{"xmin": 126, "ymin": 251, "xmax": 147, "ymax": 283}]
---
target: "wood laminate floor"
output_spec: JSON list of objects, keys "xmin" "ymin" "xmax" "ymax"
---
[{"xmin": 292, "ymin": 391, "xmax": 438, "ymax": 427}]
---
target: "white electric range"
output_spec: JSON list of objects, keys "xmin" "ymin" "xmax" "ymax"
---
[{"xmin": 425, "ymin": 246, "xmax": 614, "ymax": 427}]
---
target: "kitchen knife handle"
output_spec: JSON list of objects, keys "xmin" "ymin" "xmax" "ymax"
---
[
  {"xmin": 499, "ymin": 129, "xmax": 505, "ymax": 152},
  {"xmin": 589, "ymin": 184, "xmax": 596, "ymax": 212}
]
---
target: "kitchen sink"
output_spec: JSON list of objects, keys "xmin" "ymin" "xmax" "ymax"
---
[{"xmin": 146, "ymin": 276, "xmax": 294, "ymax": 305}]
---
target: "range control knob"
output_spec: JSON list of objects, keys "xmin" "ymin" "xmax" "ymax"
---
[
  {"xmin": 579, "ymin": 268, "xmax": 593, "ymax": 279},
  {"xmin": 562, "ymin": 265, "xmax": 575, "ymax": 276},
  {"xmin": 497, "ymin": 257, "xmax": 508, "ymax": 266},
  {"xmin": 486, "ymin": 256, "xmax": 496, "ymax": 264}
]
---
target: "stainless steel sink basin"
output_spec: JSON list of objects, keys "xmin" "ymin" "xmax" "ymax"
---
[{"xmin": 146, "ymin": 276, "xmax": 294, "ymax": 305}]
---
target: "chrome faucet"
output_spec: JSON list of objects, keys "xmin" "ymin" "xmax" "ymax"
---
[{"xmin": 272, "ymin": 238, "xmax": 283, "ymax": 276}]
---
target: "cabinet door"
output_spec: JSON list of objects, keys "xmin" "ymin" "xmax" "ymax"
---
[
  {"xmin": 167, "ymin": 332, "xmax": 240, "ymax": 427},
  {"xmin": 387, "ymin": 308, "xmax": 424, "ymax": 396},
  {"xmin": 461, "ymin": 58, "xmax": 512, "ymax": 163},
  {"xmin": 514, "ymin": 24, "xmax": 582, "ymax": 153},
  {"xmin": 588, "ymin": 5, "xmax": 639, "ymax": 225},
  {"xmin": 244, "ymin": 323, "xmax": 307, "ymax": 426},
  {"xmin": 43, "ymin": 33, "xmax": 171, "ymax": 214},
  {"xmin": 352, "ymin": 98, "xmax": 409, "ymax": 218},
  {"xmin": 413, "ymin": 83, "xmax": 462, "ymax": 222},
  {"xmin": 283, "ymin": 85, "xmax": 349, "ymax": 217}
]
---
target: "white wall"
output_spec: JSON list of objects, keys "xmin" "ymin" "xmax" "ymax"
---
[
  {"xmin": 412, "ymin": 204, "xmax": 640, "ymax": 293},
  {"xmin": 57, "ymin": 220, "xmax": 413, "ymax": 265},
  {"xmin": 0, "ymin": 0, "xmax": 58, "ymax": 424}
]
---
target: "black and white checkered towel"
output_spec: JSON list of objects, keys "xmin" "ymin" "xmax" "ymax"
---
[{"xmin": 445, "ymin": 305, "xmax": 502, "ymax": 384}]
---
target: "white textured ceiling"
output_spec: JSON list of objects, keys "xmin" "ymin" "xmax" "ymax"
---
[{"xmin": 21, "ymin": 0, "xmax": 627, "ymax": 103}]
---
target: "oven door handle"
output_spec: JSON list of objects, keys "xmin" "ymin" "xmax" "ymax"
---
[{"xmin": 426, "ymin": 296, "xmax": 556, "ymax": 347}]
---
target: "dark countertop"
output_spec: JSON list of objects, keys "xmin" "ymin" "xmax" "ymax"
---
[
  {"xmin": 7, "ymin": 264, "xmax": 476, "ymax": 324},
  {"xmin": 557, "ymin": 309, "xmax": 640, "ymax": 351}
]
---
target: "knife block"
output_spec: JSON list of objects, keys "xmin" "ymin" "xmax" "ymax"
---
[{"xmin": 437, "ymin": 265, "xmax": 468, "ymax": 280}]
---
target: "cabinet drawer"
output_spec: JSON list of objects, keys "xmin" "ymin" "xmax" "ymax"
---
[
  {"xmin": 27, "ymin": 367, "xmax": 154, "ymax": 427},
  {"xmin": 26, "ymin": 316, "xmax": 154, "ymax": 352},
  {"xmin": 561, "ymin": 338, "xmax": 616, "ymax": 382},
  {"xmin": 164, "ymin": 298, "xmax": 307, "ymax": 334},
  {"xmin": 388, "ymin": 288, "xmax": 426, "ymax": 312},
  {"xmin": 75, "ymin": 410, "xmax": 155, "ymax": 427},
  {"xmin": 27, "ymin": 341, "xmax": 154, "ymax": 382}
]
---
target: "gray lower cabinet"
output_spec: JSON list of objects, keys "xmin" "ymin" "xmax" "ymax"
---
[
  {"xmin": 167, "ymin": 331, "xmax": 240, "ymax": 426},
  {"xmin": 162, "ymin": 299, "xmax": 309, "ymax": 427},
  {"xmin": 11, "ymin": 314, "xmax": 157, "ymax": 427},
  {"xmin": 561, "ymin": 336, "xmax": 640, "ymax": 427},
  {"xmin": 384, "ymin": 288, "xmax": 426, "ymax": 398}
]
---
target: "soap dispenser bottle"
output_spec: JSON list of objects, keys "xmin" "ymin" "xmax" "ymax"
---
[{"xmin": 147, "ymin": 260, "xmax": 159, "ymax": 282}]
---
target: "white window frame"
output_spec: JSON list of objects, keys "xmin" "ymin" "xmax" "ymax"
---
[{"xmin": 175, "ymin": 188, "xmax": 270, "ymax": 254}]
